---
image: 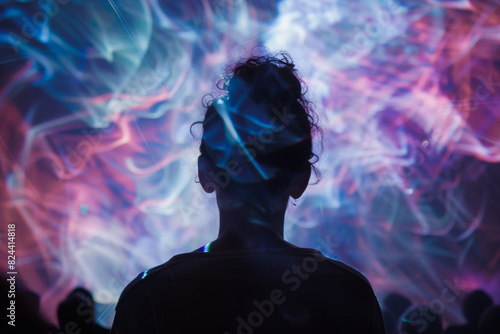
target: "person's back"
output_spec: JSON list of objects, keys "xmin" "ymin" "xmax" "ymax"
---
[
  {"xmin": 112, "ymin": 52, "xmax": 385, "ymax": 333},
  {"xmin": 113, "ymin": 247, "xmax": 384, "ymax": 333}
]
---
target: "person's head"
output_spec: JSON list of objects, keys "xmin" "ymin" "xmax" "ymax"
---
[
  {"xmin": 399, "ymin": 305, "xmax": 443, "ymax": 334},
  {"xmin": 194, "ymin": 52, "xmax": 321, "ymax": 210},
  {"xmin": 462, "ymin": 289, "xmax": 493, "ymax": 325},
  {"xmin": 69, "ymin": 287, "xmax": 95, "ymax": 307},
  {"xmin": 57, "ymin": 287, "xmax": 95, "ymax": 334}
]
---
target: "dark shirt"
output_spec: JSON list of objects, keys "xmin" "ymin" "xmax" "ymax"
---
[
  {"xmin": 94, "ymin": 323, "xmax": 111, "ymax": 334},
  {"xmin": 112, "ymin": 247, "xmax": 385, "ymax": 334}
]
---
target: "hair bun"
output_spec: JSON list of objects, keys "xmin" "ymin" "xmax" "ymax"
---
[{"xmin": 227, "ymin": 57, "xmax": 302, "ymax": 105}]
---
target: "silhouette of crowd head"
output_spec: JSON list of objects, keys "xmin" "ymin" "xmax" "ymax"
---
[
  {"xmin": 479, "ymin": 305, "xmax": 500, "ymax": 334},
  {"xmin": 57, "ymin": 287, "xmax": 96, "ymax": 334},
  {"xmin": 194, "ymin": 52, "xmax": 321, "ymax": 205},
  {"xmin": 462, "ymin": 289, "xmax": 493, "ymax": 325}
]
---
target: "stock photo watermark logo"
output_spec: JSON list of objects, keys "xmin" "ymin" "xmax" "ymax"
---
[
  {"xmin": 451, "ymin": 73, "xmax": 500, "ymax": 120},
  {"xmin": 382, "ymin": 71, "xmax": 500, "ymax": 186},
  {"xmin": 399, "ymin": 278, "xmax": 467, "ymax": 334},
  {"xmin": 430, "ymin": 73, "xmax": 500, "ymax": 143},
  {"xmin": 6, "ymin": 0, "xmax": 71, "ymax": 53},
  {"xmin": 340, "ymin": 0, "xmax": 411, "ymax": 60},
  {"xmin": 224, "ymin": 251, "xmax": 327, "ymax": 334},
  {"xmin": 431, "ymin": 72, "xmax": 500, "ymax": 148}
]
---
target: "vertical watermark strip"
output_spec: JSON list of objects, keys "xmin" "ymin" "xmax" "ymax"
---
[{"xmin": 6, "ymin": 223, "xmax": 17, "ymax": 327}]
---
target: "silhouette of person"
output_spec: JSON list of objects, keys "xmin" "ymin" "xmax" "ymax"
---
[
  {"xmin": 399, "ymin": 305, "xmax": 443, "ymax": 334},
  {"xmin": 478, "ymin": 305, "xmax": 500, "ymax": 334},
  {"xmin": 111, "ymin": 52, "xmax": 385, "ymax": 333},
  {"xmin": 57, "ymin": 287, "xmax": 110, "ymax": 334},
  {"xmin": 444, "ymin": 289, "xmax": 493, "ymax": 334}
]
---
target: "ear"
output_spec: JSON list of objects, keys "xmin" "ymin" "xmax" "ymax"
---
[
  {"xmin": 198, "ymin": 155, "xmax": 216, "ymax": 193},
  {"xmin": 290, "ymin": 164, "xmax": 311, "ymax": 199}
]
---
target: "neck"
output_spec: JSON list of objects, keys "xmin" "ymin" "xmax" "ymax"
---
[{"xmin": 210, "ymin": 192, "xmax": 295, "ymax": 251}]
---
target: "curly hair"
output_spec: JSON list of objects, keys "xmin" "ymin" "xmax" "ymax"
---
[{"xmin": 193, "ymin": 52, "xmax": 322, "ymax": 185}]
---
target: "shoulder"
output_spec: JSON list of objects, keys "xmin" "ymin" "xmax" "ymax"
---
[
  {"xmin": 112, "ymin": 259, "xmax": 188, "ymax": 333},
  {"xmin": 116, "ymin": 260, "xmax": 177, "ymax": 307},
  {"xmin": 327, "ymin": 257, "xmax": 373, "ymax": 287},
  {"xmin": 305, "ymin": 249, "xmax": 374, "ymax": 288}
]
